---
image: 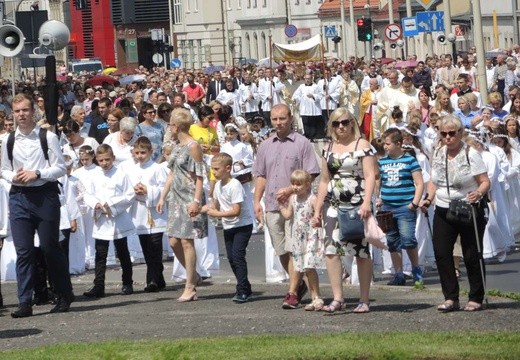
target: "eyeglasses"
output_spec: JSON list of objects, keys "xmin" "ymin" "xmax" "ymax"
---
[
  {"xmin": 331, "ymin": 119, "xmax": 352, "ymax": 128},
  {"xmin": 440, "ymin": 130, "xmax": 459, "ymax": 138},
  {"xmin": 146, "ymin": 110, "xmax": 156, "ymax": 114}
]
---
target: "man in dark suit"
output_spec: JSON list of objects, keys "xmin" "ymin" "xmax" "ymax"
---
[
  {"xmin": 206, "ymin": 71, "xmax": 225, "ymax": 103},
  {"xmin": 232, "ymin": 68, "xmax": 244, "ymax": 90}
]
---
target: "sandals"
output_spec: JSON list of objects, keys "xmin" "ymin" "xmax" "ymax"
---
[
  {"xmin": 304, "ymin": 298, "xmax": 324, "ymax": 311},
  {"xmin": 455, "ymin": 268, "xmax": 461, "ymax": 279},
  {"xmin": 352, "ymin": 302, "xmax": 370, "ymax": 314},
  {"xmin": 464, "ymin": 301, "xmax": 482, "ymax": 312},
  {"xmin": 437, "ymin": 300, "xmax": 460, "ymax": 313},
  {"xmin": 322, "ymin": 300, "xmax": 346, "ymax": 313}
]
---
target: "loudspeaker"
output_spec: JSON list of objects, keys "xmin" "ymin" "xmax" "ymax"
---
[
  {"xmin": 0, "ymin": 25, "xmax": 25, "ymax": 57},
  {"xmin": 373, "ymin": 43, "xmax": 383, "ymax": 51},
  {"xmin": 396, "ymin": 39, "xmax": 404, "ymax": 48},
  {"xmin": 437, "ymin": 34, "xmax": 446, "ymax": 44},
  {"xmin": 15, "ymin": 10, "xmax": 48, "ymax": 44},
  {"xmin": 390, "ymin": 43, "xmax": 397, "ymax": 49},
  {"xmin": 38, "ymin": 20, "xmax": 70, "ymax": 51}
]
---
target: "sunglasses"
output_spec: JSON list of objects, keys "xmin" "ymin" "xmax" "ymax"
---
[
  {"xmin": 146, "ymin": 110, "xmax": 156, "ymax": 114},
  {"xmin": 440, "ymin": 130, "xmax": 459, "ymax": 138},
  {"xmin": 331, "ymin": 119, "xmax": 352, "ymax": 128}
]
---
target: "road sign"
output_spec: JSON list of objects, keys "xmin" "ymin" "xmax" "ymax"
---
[
  {"xmin": 417, "ymin": 11, "xmax": 445, "ymax": 33},
  {"xmin": 416, "ymin": 0, "xmax": 436, "ymax": 10},
  {"xmin": 454, "ymin": 25, "xmax": 465, "ymax": 37},
  {"xmin": 384, "ymin": 23, "xmax": 402, "ymax": 41},
  {"xmin": 170, "ymin": 58, "xmax": 181, "ymax": 68},
  {"xmin": 152, "ymin": 53, "xmax": 163, "ymax": 65},
  {"xmin": 402, "ymin": 17, "xmax": 419, "ymax": 37},
  {"xmin": 324, "ymin": 25, "xmax": 337, "ymax": 39},
  {"xmin": 285, "ymin": 24, "xmax": 298, "ymax": 38}
]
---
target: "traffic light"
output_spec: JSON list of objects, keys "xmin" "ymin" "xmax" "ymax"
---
[
  {"xmin": 357, "ymin": 18, "xmax": 366, "ymax": 41},
  {"xmin": 357, "ymin": 18, "xmax": 373, "ymax": 42}
]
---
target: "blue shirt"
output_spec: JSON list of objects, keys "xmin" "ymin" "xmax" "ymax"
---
[
  {"xmin": 378, "ymin": 153, "xmax": 421, "ymax": 206},
  {"xmin": 453, "ymin": 109, "xmax": 478, "ymax": 128},
  {"xmin": 139, "ymin": 122, "xmax": 165, "ymax": 162}
]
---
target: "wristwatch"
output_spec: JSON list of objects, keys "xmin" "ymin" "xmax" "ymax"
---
[{"xmin": 35, "ymin": 170, "xmax": 41, "ymax": 179}]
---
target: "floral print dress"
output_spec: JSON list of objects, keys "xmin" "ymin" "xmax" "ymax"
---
[
  {"xmin": 166, "ymin": 141, "xmax": 208, "ymax": 239},
  {"xmin": 286, "ymin": 194, "xmax": 325, "ymax": 272},
  {"xmin": 322, "ymin": 142, "xmax": 374, "ymax": 258}
]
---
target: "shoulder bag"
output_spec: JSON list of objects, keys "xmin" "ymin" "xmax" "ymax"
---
[
  {"xmin": 336, "ymin": 138, "xmax": 366, "ymax": 243},
  {"xmin": 445, "ymin": 146, "xmax": 473, "ymax": 226}
]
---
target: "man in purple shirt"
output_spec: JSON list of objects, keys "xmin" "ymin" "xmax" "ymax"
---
[{"xmin": 252, "ymin": 103, "xmax": 320, "ymax": 309}]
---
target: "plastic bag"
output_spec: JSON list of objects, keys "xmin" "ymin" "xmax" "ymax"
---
[{"xmin": 364, "ymin": 215, "xmax": 388, "ymax": 250}]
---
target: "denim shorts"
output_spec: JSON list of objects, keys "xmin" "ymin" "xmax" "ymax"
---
[{"xmin": 382, "ymin": 204, "xmax": 418, "ymax": 252}]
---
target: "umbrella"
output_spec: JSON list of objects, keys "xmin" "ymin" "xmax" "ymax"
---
[
  {"xmin": 203, "ymin": 65, "xmax": 225, "ymax": 75},
  {"xmin": 379, "ymin": 57, "xmax": 395, "ymax": 65},
  {"xmin": 485, "ymin": 48, "xmax": 507, "ymax": 58},
  {"xmin": 119, "ymin": 74, "xmax": 147, "ymax": 85},
  {"xmin": 112, "ymin": 65, "xmax": 138, "ymax": 76},
  {"xmin": 256, "ymin": 57, "xmax": 280, "ymax": 68},
  {"xmin": 239, "ymin": 58, "xmax": 257, "ymax": 65},
  {"xmin": 102, "ymin": 67, "xmax": 117, "ymax": 75},
  {"xmin": 395, "ymin": 60, "xmax": 418, "ymax": 69},
  {"xmin": 86, "ymin": 75, "xmax": 117, "ymax": 87}
]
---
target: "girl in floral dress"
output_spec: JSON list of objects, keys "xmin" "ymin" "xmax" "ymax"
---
[{"xmin": 279, "ymin": 170, "xmax": 325, "ymax": 311}]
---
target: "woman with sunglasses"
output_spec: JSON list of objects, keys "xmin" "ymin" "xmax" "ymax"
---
[
  {"xmin": 313, "ymin": 107, "xmax": 377, "ymax": 313},
  {"xmin": 139, "ymin": 103, "xmax": 165, "ymax": 162},
  {"xmin": 420, "ymin": 115, "xmax": 490, "ymax": 312}
]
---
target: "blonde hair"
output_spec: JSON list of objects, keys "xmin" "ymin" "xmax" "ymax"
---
[
  {"xmin": 290, "ymin": 169, "xmax": 312, "ymax": 185},
  {"xmin": 212, "ymin": 152, "xmax": 233, "ymax": 167},
  {"xmin": 488, "ymin": 91, "xmax": 503, "ymax": 104},
  {"xmin": 171, "ymin": 108, "xmax": 193, "ymax": 132},
  {"xmin": 327, "ymin": 107, "xmax": 359, "ymax": 140}
]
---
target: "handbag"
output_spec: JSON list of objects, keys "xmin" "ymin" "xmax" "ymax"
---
[
  {"xmin": 444, "ymin": 147, "xmax": 473, "ymax": 226},
  {"xmin": 375, "ymin": 210, "xmax": 395, "ymax": 233},
  {"xmin": 235, "ymin": 172, "xmax": 252, "ymax": 184},
  {"xmin": 337, "ymin": 206, "xmax": 365, "ymax": 243}
]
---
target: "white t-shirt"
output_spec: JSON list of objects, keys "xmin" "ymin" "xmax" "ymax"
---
[
  {"xmin": 213, "ymin": 178, "xmax": 253, "ymax": 230},
  {"xmin": 430, "ymin": 145, "xmax": 487, "ymax": 208}
]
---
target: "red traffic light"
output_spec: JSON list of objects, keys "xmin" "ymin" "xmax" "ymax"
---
[{"xmin": 357, "ymin": 19, "xmax": 364, "ymax": 27}]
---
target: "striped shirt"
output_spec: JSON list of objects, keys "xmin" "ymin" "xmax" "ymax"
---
[{"xmin": 379, "ymin": 153, "xmax": 421, "ymax": 206}]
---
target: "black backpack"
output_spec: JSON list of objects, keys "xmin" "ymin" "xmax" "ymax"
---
[{"xmin": 6, "ymin": 128, "xmax": 49, "ymax": 167}]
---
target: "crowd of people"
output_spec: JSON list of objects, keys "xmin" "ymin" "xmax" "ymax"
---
[{"xmin": 0, "ymin": 46, "xmax": 519, "ymax": 318}]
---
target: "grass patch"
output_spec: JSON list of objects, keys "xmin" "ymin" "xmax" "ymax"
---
[
  {"xmin": 2, "ymin": 331, "xmax": 519, "ymax": 360},
  {"xmin": 487, "ymin": 289, "xmax": 520, "ymax": 302}
]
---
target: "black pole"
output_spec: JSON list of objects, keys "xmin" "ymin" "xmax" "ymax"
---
[{"xmin": 45, "ymin": 55, "xmax": 58, "ymax": 126}]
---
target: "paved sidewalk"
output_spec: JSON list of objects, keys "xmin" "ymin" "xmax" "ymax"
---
[{"xmin": 1, "ymin": 261, "xmax": 519, "ymax": 351}]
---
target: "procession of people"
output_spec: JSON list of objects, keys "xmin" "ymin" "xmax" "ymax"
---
[{"xmin": 0, "ymin": 47, "xmax": 519, "ymax": 318}]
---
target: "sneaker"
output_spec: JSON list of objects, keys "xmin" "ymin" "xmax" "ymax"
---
[
  {"xmin": 121, "ymin": 284, "xmax": 134, "ymax": 295},
  {"xmin": 232, "ymin": 293, "xmax": 252, "ymax": 303},
  {"xmin": 282, "ymin": 293, "xmax": 299, "ymax": 309},
  {"xmin": 387, "ymin": 273, "xmax": 406, "ymax": 286},
  {"xmin": 412, "ymin": 266, "xmax": 424, "ymax": 285}
]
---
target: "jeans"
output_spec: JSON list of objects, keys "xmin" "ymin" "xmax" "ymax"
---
[
  {"xmin": 138, "ymin": 233, "xmax": 165, "ymax": 288},
  {"xmin": 382, "ymin": 204, "xmax": 418, "ymax": 253},
  {"xmin": 223, "ymin": 224, "xmax": 253, "ymax": 296},
  {"xmin": 94, "ymin": 238, "xmax": 133, "ymax": 288}
]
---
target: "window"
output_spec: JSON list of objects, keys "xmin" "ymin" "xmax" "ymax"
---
[
  {"xmin": 295, "ymin": 0, "xmax": 299, "ymax": 5},
  {"xmin": 247, "ymin": 0, "xmax": 251, "ymax": 8},
  {"xmin": 306, "ymin": 0, "xmax": 311, "ymax": 4},
  {"xmin": 194, "ymin": 0, "xmax": 198, "ymax": 12},
  {"xmin": 227, "ymin": 0, "xmax": 231, "ymax": 10},
  {"xmin": 185, "ymin": 0, "xmax": 190, "ymax": 13},
  {"xmin": 253, "ymin": 0, "xmax": 257, "ymax": 8},
  {"xmin": 262, "ymin": 0, "xmax": 267, "ymax": 7},
  {"xmin": 173, "ymin": 0, "xmax": 183, "ymax": 24},
  {"xmin": 238, "ymin": 0, "xmax": 242, "ymax": 9}
]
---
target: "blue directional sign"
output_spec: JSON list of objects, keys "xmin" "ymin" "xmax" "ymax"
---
[
  {"xmin": 417, "ymin": 11, "xmax": 445, "ymax": 33},
  {"xmin": 324, "ymin": 25, "xmax": 337, "ymax": 39},
  {"xmin": 170, "ymin": 58, "xmax": 182, "ymax": 68},
  {"xmin": 402, "ymin": 17, "xmax": 419, "ymax": 37}
]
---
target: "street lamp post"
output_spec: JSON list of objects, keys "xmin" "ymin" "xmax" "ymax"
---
[{"xmin": 365, "ymin": 1, "xmax": 372, "ymax": 60}]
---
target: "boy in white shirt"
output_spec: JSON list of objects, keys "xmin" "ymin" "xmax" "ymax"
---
[
  {"xmin": 201, "ymin": 153, "xmax": 254, "ymax": 303},
  {"xmin": 128, "ymin": 137, "xmax": 169, "ymax": 292},
  {"xmin": 83, "ymin": 144, "xmax": 136, "ymax": 298}
]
